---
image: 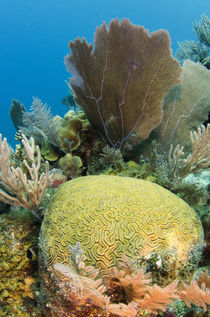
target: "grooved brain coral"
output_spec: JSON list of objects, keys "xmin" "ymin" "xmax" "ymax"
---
[{"xmin": 40, "ymin": 175, "xmax": 203, "ymax": 274}]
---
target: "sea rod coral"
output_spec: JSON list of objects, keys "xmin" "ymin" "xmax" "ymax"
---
[
  {"xmin": 0, "ymin": 134, "xmax": 49, "ymax": 218},
  {"xmin": 168, "ymin": 124, "xmax": 210, "ymax": 183}
]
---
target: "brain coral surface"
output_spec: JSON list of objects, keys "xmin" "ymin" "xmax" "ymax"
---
[{"xmin": 40, "ymin": 175, "xmax": 203, "ymax": 274}]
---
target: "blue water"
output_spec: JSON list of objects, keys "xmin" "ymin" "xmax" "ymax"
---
[{"xmin": 0, "ymin": 0, "xmax": 209, "ymax": 147}]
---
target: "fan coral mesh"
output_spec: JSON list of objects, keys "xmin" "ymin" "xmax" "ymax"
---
[{"xmin": 65, "ymin": 18, "xmax": 181, "ymax": 149}]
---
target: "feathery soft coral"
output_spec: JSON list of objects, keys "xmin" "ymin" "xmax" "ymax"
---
[
  {"xmin": 178, "ymin": 273, "xmax": 210, "ymax": 312},
  {"xmin": 136, "ymin": 281, "xmax": 179, "ymax": 314},
  {"xmin": 54, "ymin": 250, "xmax": 210, "ymax": 316}
]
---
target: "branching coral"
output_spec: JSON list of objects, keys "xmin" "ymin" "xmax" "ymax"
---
[
  {"xmin": 0, "ymin": 134, "xmax": 49, "ymax": 218},
  {"xmin": 168, "ymin": 124, "xmax": 210, "ymax": 183}
]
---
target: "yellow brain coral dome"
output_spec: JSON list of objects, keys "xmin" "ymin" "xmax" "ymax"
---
[{"xmin": 40, "ymin": 175, "xmax": 203, "ymax": 274}]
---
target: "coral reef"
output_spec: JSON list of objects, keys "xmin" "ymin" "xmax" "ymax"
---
[
  {"xmin": 39, "ymin": 175, "xmax": 203, "ymax": 278},
  {"xmin": 40, "ymin": 142, "xmax": 60, "ymax": 162},
  {"xmin": 0, "ymin": 211, "xmax": 42, "ymax": 316},
  {"xmin": 65, "ymin": 18, "xmax": 181, "ymax": 149},
  {"xmin": 176, "ymin": 41, "xmax": 209, "ymax": 65},
  {"xmin": 0, "ymin": 134, "xmax": 49, "ymax": 218},
  {"xmin": 39, "ymin": 242, "xmax": 210, "ymax": 317},
  {"xmin": 48, "ymin": 168, "xmax": 67, "ymax": 187},
  {"xmin": 87, "ymin": 145, "xmax": 125, "ymax": 174},
  {"xmin": 58, "ymin": 153, "xmax": 83, "ymax": 178},
  {"xmin": 60, "ymin": 117, "xmax": 83, "ymax": 151},
  {"xmin": 1, "ymin": 17, "xmax": 209, "ymax": 317},
  {"xmin": 87, "ymin": 139, "xmax": 209, "ymax": 246}
]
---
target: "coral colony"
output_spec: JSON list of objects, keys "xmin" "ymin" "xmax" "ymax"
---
[{"xmin": 0, "ymin": 17, "xmax": 210, "ymax": 317}]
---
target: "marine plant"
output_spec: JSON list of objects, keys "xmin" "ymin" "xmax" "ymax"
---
[
  {"xmin": 176, "ymin": 40, "xmax": 209, "ymax": 66},
  {"xmin": 193, "ymin": 14, "xmax": 210, "ymax": 48}
]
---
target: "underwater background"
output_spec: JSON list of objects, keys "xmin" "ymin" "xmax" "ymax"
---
[
  {"xmin": 0, "ymin": 1, "xmax": 210, "ymax": 316},
  {"xmin": 0, "ymin": 0, "xmax": 209, "ymax": 147}
]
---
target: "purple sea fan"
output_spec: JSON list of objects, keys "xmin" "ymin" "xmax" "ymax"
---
[{"xmin": 64, "ymin": 18, "xmax": 181, "ymax": 149}]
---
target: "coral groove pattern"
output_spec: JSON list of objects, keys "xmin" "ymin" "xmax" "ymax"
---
[{"xmin": 40, "ymin": 175, "xmax": 203, "ymax": 274}]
